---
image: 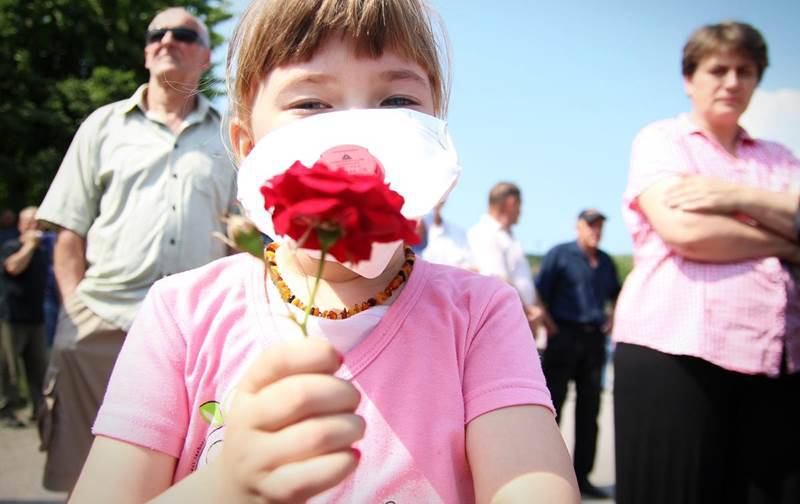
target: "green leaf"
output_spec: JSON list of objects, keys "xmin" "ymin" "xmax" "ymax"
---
[
  {"xmin": 199, "ymin": 401, "xmax": 224, "ymax": 426},
  {"xmin": 234, "ymin": 228, "xmax": 265, "ymax": 258}
]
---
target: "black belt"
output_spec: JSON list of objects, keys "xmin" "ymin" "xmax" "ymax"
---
[{"xmin": 556, "ymin": 320, "xmax": 604, "ymax": 334}]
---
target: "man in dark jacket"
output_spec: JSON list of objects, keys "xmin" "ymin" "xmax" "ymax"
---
[{"xmin": 535, "ymin": 209, "xmax": 621, "ymax": 498}]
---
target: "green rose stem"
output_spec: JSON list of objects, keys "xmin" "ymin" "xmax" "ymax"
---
[
  {"xmin": 298, "ymin": 226, "xmax": 342, "ymax": 338},
  {"xmin": 298, "ymin": 248, "xmax": 326, "ymax": 337}
]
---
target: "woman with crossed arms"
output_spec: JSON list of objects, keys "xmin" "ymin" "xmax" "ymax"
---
[{"xmin": 613, "ymin": 21, "xmax": 800, "ymax": 504}]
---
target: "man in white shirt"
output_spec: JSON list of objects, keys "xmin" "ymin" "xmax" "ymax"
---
[
  {"xmin": 468, "ymin": 182, "xmax": 541, "ymax": 330},
  {"xmin": 421, "ymin": 201, "xmax": 474, "ymax": 269}
]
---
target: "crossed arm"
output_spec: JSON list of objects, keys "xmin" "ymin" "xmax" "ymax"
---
[{"xmin": 639, "ymin": 175, "xmax": 800, "ymax": 264}]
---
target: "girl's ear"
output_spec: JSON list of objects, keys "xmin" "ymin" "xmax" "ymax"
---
[{"xmin": 230, "ymin": 119, "xmax": 255, "ymax": 163}]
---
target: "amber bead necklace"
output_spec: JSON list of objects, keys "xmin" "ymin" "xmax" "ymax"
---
[{"xmin": 263, "ymin": 242, "xmax": 415, "ymax": 320}]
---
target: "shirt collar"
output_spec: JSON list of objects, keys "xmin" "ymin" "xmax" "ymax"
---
[
  {"xmin": 569, "ymin": 240, "xmax": 588, "ymax": 258},
  {"xmin": 677, "ymin": 113, "xmax": 756, "ymax": 145},
  {"xmin": 120, "ymin": 85, "xmax": 148, "ymax": 115},
  {"xmin": 570, "ymin": 240, "xmax": 604, "ymax": 265},
  {"xmin": 480, "ymin": 213, "xmax": 504, "ymax": 232},
  {"xmin": 192, "ymin": 92, "xmax": 218, "ymax": 122},
  {"xmin": 119, "ymin": 84, "xmax": 220, "ymax": 123}
]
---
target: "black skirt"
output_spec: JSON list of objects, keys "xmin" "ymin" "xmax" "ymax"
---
[{"xmin": 613, "ymin": 342, "xmax": 800, "ymax": 504}]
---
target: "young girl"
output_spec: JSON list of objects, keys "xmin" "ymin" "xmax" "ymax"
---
[{"xmin": 71, "ymin": 1, "xmax": 578, "ymax": 502}]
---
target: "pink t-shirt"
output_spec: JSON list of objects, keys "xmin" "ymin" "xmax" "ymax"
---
[
  {"xmin": 614, "ymin": 115, "xmax": 800, "ymax": 377},
  {"xmin": 94, "ymin": 253, "xmax": 553, "ymax": 503}
]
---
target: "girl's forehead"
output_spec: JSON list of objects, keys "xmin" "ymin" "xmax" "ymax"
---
[
  {"xmin": 263, "ymin": 37, "xmax": 431, "ymax": 87},
  {"xmin": 287, "ymin": 36, "xmax": 425, "ymax": 71}
]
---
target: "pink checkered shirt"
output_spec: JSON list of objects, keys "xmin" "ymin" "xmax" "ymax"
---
[{"xmin": 614, "ymin": 115, "xmax": 800, "ymax": 377}]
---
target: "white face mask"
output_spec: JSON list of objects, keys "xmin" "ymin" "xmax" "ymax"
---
[
  {"xmin": 237, "ymin": 108, "xmax": 461, "ymax": 278},
  {"xmin": 300, "ymin": 240, "xmax": 404, "ymax": 279}
]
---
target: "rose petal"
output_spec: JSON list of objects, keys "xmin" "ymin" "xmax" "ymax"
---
[{"xmin": 262, "ymin": 160, "xmax": 420, "ymax": 256}]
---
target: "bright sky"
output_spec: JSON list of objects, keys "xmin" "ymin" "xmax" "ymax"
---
[{"xmin": 213, "ymin": 0, "xmax": 799, "ymax": 254}]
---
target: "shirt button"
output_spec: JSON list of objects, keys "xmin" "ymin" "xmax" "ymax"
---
[
  {"xmin": 172, "ymin": 173, "xmax": 178, "ymax": 179},
  {"xmin": 174, "ymin": 143, "xmax": 179, "ymax": 149},
  {"xmin": 171, "ymin": 205, "xmax": 176, "ymax": 211},
  {"xmin": 169, "ymin": 238, "xmax": 176, "ymax": 245}
]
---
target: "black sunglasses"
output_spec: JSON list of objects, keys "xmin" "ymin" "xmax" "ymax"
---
[{"xmin": 145, "ymin": 27, "xmax": 201, "ymax": 45}]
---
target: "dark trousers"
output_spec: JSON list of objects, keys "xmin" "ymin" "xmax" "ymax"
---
[
  {"xmin": 0, "ymin": 321, "xmax": 47, "ymax": 412},
  {"xmin": 542, "ymin": 322, "xmax": 607, "ymax": 481},
  {"xmin": 614, "ymin": 342, "xmax": 800, "ymax": 504}
]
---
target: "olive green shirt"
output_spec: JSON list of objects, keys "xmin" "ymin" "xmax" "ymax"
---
[{"xmin": 38, "ymin": 85, "xmax": 236, "ymax": 330}]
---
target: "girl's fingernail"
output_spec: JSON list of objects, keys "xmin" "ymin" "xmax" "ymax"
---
[{"xmin": 352, "ymin": 448, "xmax": 361, "ymax": 461}]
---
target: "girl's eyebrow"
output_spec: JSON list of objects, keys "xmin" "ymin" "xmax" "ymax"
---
[
  {"xmin": 277, "ymin": 72, "xmax": 337, "ymax": 93},
  {"xmin": 380, "ymin": 69, "xmax": 428, "ymax": 86}
]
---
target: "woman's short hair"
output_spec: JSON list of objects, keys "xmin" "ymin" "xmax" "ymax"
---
[
  {"xmin": 226, "ymin": 0, "xmax": 450, "ymax": 126},
  {"xmin": 682, "ymin": 21, "xmax": 769, "ymax": 81}
]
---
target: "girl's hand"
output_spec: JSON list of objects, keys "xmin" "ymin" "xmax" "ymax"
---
[{"xmin": 218, "ymin": 339, "xmax": 364, "ymax": 503}]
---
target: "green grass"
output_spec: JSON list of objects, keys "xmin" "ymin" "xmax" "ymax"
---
[{"xmin": 527, "ymin": 254, "xmax": 633, "ymax": 284}]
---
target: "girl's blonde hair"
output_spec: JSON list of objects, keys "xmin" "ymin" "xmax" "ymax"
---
[{"xmin": 226, "ymin": 0, "xmax": 450, "ymax": 126}]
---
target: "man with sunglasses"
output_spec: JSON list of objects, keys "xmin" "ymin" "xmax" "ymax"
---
[{"xmin": 36, "ymin": 7, "xmax": 235, "ymax": 493}]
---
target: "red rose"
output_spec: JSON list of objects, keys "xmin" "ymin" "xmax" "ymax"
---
[{"xmin": 261, "ymin": 161, "xmax": 420, "ymax": 263}]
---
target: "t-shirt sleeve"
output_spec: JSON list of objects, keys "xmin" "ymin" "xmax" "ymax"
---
[
  {"xmin": 36, "ymin": 113, "xmax": 104, "ymax": 235},
  {"xmin": 623, "ymin": 123, "xmax": 692, "ymax": 243},
  {"xmin": 462, "ymin": 283, "xmax": 554, "ymax": 423},
  {"xmin": 626, "ymin": 123, "xmax": 692, "ymax": 201},
  {"xmin": 93, "ymin": 283, "xmax": 189, "ymax": 458}
]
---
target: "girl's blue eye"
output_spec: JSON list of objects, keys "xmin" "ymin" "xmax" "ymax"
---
[
  {"xmin": 382, "ymin": 96, "xmax": 418, "ymax": 107},
  {"xmin": 293, "ymin": 101, "xmax": 329, "ymax": 110}
]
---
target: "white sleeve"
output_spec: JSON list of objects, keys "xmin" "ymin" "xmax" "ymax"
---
[{"xmin": 468, "ymin": 227, "xmax": 509, "ymax": 280}]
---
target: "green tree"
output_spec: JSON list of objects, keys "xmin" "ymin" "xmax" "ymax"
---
[{"xmin": 0, "ymin": 0, "xmax": 231, "ymax": 213}]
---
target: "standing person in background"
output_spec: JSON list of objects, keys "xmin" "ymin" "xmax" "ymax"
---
[
  {"xmin": 35, "ymin": 6, "xmax": 236, "ymax": 492},
  {"xmin": 0, "ymin": 208, "xmax": 21, "ymax": 425},
  {"xmin": 614, "ymin": 21, "xmax": 800, "ymax": 504},
  {"xmin": 0, "ymin": 207, "xmax": 48, "ymax": 428},
  {"xmin": 422, "ymin": 200, "xmax": 474, "ymax": 269},
  {"xmin": 39, "ymin": 230, "xmax": 59, "ymax": 346},
  {"xmin": 535, "ymin": 209, "xmax": 620, "ymax": 499},
  {"xmin": 469, "ymin": 182, "xmax": 542, "ymax": 332}
]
